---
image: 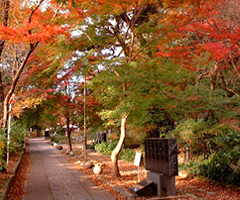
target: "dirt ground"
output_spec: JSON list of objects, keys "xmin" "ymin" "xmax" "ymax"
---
[
  {"xmin": 0, "ymin": 151, "xmax": 23, "ymax": 190},
  {"xmin": 67, "ymin": 149, "xmax": 240, "ymax": 200},
  {"xmin": 2, "ymin": 141, "xmax": 240, "ymax": 200}
]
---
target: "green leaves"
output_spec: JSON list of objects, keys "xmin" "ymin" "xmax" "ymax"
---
[
  {"xmin": 71, "ymin": 0, "xmax": 76, "ymax": 7},
  {"xmin": 56, "ymin": 0, "xmax": 75, "ymax": 6},
  {"xmin": 199, "ymin": 130, "xmax": 240, "ymax": 184}
]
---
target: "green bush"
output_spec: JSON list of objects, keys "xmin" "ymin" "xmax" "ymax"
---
[
  {"xmin": 198, "ymin": 131, "xmax": 240, "ymax": 184},
  {"xmin": 0, "ymin": 129, "xmax": 6, "ymax": 170},
  {"xmin": 0, "ymin": 122, "xmax": 27, "ymax": 170},
  {"xmin": 170, "ymin": 119, "xmax": 232, "ymax": 158},
  {"xmin": 52, "ymin": 135, "xmax": 67, "ymax": 143},
  {"xmin": 108, "ymin": 141, "xmax": 118, "ymax": 151},
  {"xmin": 95, "ymin": 142, "xmax": 110, "ymax": 154},
  {"xmin": 95, "ymin": 141, "xmax": 138, "ymax": 162},
  {"xmin": 171, "ymin": 119, "xmax": 240, "ymax": 184},
  {"xmin": 87, "ymin": 143, "xmax": 95, "ymax": 150},
  {"xmin": 10, "ymin": 122, "xmax": 28, "ymax": 150},
  {"xmin": 56, "ymin": 126, "xmax": 65, "ymax": 135},
  {"xmin": 119, "ymin": 148, "xmax": 136, "ymax": 162}
]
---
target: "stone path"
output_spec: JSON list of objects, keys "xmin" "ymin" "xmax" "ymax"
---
[{"xmin": 22, "ymin": 138, "xmax": 115, "ymax": 200}]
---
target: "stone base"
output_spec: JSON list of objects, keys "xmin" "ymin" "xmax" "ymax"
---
[
  {"xmin": 147, "ymin": 171, "xmax": 176, "ymax": 197},
  {"xmin": 129, "ymin": 180, "xmax": 155, "ymax": 197}
]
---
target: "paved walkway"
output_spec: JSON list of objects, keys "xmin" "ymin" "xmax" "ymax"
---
[{"xmin": 22, "ymin": 138, "xmax": 115, "ymax": 200}]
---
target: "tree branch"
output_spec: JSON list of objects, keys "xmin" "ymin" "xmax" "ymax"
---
[{"xmin": 83, "ymin": 31, "xmax": 120, "ymax": 77}]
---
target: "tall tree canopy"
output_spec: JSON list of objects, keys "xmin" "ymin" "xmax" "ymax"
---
[
  {"xmin": 0, "ymin": 0, "xmax": 67, "ymax": 128},
  {"xmin": 2, "ymin": 0, "xmax": 240, "ymax": 177},
  {"xmin": 59, "ymin": 0, "xmax": 200, "ymax": 177}
]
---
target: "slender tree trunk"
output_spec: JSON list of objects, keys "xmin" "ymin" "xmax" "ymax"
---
[
  {"xmin": 206, "ymin": 65, "xmax": 219, "ymax": 120},
  {"xmin": 0, "ymin": 40, "xmax": 5, "ymax": 57},
  {"xmin": 1, "ymin": 43, "xmax": 38, "ymax": 129},
  {"xmin": 83, "ymin": 75, "xmax": 87, "ymax": 162},
  {"xmin": 66, "ymin": 115, "xmax": 72, "ymax": 151},
  {"xmin": 210, "ymin": 65, "xmax": 219, "ymax": 91},
  {"xmin": 0, "ymin": 0, "xmax": 10, "ymax": 128},
  {"xmin": 0, "ymin": 71, "xmax": 4, "ymax": 122},
  {"xmin": 36, "ymin": 129, "xmax": 42, "ymax": 137},
  {"xmin": 0, "ymin": 43, "xmax": 38, "ymax": 172},
  {"xmin": 111, "ymin": 114, "xmax": 128, "ymax": 177}
]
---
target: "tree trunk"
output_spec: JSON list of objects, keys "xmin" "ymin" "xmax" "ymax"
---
[
  {"xmin": 206, "ymin": 65, "xmax": 219, "ymax": 120},
  {"xmin": 1, "ymin": 43, "xmax": 38, "ymax": 128},
  {"xmin": 0, "ymin": 0, "xmax": 10, "ymax": 128},
  {"xmin": 210, "ymin": 65, "xmax": 219, "ymax": 91},
  {"xmin": 36, "ymin": 129, "xmax": 42, "ymax": 137},
  {"xmin": 0, "ymin": 43, "xmax": 38, "ymax": 173},
  {"xmin": 111, "ymin": 114, "xmax": 128, "ymax": 177},
  {"xmin": 66, "ymin": 115, "xmax": 72, "ymax": 151},
  {"xmin": 0, "ymin": 71, "xmax": 4, "ymax": 123}
]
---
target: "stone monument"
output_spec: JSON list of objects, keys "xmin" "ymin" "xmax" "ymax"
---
[{"xmin": 145, "ymin": 138, "xmax": 178, "ymax": 197}]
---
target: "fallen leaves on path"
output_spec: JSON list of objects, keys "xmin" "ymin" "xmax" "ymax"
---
[
  {"xmin": 6, "ymin": 151, "xmax": 29, "ymax": 200},
  {"xmin": 67, "ymin": 149, "xmax": 240, "ymax": 200},
  {"xmin": 0, "ymin": 151, "xmax": 22, "ymax": 188},
  {"xmin": 1, "ymin": 142, "xmax": 240, "ymax": 200}
]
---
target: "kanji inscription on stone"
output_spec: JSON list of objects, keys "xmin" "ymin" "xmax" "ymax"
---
[{"xmin": 145, "ymin": 138, "xmax": 178, "ymax": 176}]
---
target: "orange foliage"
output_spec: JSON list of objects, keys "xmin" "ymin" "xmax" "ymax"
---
[{"xmin": 161, "ymin": 0, "xmax": 240, "ymax": 74}]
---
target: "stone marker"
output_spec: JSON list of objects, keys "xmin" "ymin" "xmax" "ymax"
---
[
  {"xmin": 52, "ymin": 142, "xmax": 63, "ymax": 150},
  {"xmin": 85, "ymin": 161, "xmax": 93, "ymax": 169},
  {"xmin": 93, "ymin": 164, "xmax": 102, "ymax": 175},
  {"xmin": 145, "ymin": 138, "xmax": 178, "ymax": 177},
  {"xmin": 145, "ymin": 138, "xmax": 178, "ymax": 197},
  {"xmin": 65, "ymin": 150, "xmax": 70, "ymax": 155}
]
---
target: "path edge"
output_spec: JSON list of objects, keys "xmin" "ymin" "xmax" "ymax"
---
[{"xmin": 0, "ymin": 150, "xmax": 25, "ymax": 200}]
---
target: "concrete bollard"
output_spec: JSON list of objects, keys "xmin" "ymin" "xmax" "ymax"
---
[
  {"xmin": 93, "ymin": 164, "xmax": 102, "ymax": 175},
  {"xmin": 85, "ymin": 161, "xmax": 93, "ymax": 169},
  {"xmin": 53, "ymin": 143, "xmax": 63, "ymax": 150}
]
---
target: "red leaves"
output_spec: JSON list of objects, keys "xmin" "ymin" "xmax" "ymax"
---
[
  {"xmin": 0, "ymin": 23, "xmax": 66, "ymax": 44},
  {"xmin": 187, "ymin": 95, "xmax": 200, "ymax": 101},
  {"xmin": 205, "ymin": 42, "xmax": 230, "ymax": 60},
  {"xmin": 162, "ymin": 0, "xmax": 240, "ymax": 82},
  {"xmin": 0, "ymin": 0, "xmax": 68, "ymax": 44},
  {"xmin": 156, "ymin": 50, "xmax": 171, "ymax": 58},
  {"xmin": 167, "ymin": 104, "xmax": 177, "ymax": 108},
  {"xmin": 29, "ymin": 25, "xmax": 66, "ymax": 43}
]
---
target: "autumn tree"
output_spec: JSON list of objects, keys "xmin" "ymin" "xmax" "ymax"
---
[
  {"xmin": 20, "ymin": 32, "xmax": 101, "ymax": 152},
  {"xmin": 0, "ymin": 0, "xmax": 68, "ymax": 172},
  {"xmin": 52, "ymin": 75, "xmax": 85, "ymax": 151},
  {"xmin": 22, "ymin": 0, "xmax": 240, "ymax": 178},
  {"xmin": 165, "ymin": 0, "xmax": 240, "ymax": 120},
  {"xmin": 0, "ymin": 0, "xmax": 67, "ymax": 129},
  {"xmin": 60, "ymin": 0, "xmax": 199, "ymax": 177}
]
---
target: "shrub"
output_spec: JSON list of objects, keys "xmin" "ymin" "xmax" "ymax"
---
[
  {"xmin": 198, "ymin": 131, "xmax": 240, "ymax": 184},
  {"xmin": 87, "ymin": 143, "xmax": 95, "ymax": 150},
  {"xmin": 0, "ymin": 122, "xmax": 27, "ymax": 170},
  {"xmin": 10, "ymin": 122, "xmax": 28, "ymax": 150},
  {"xmin": 56, "ymin": 126, "xmax": 65, "ymax": 135},
  {"xmin": 107, "ymin": 140, "xmax": 118, "ymax": 151},
  {"xmin": 0, "ymin": 129, "xmax": 6, "ymax": 169},
  {"xmin": 52, "ymin": 135, "xmax": 67, "ymax": 143},
  {"xmin": 171, "ymin": 119, "xmax": 240, "ymax": 184},
  {"xmin": 170, "ymin": 118, "xmax": 233, "ymax": 158},
  {"xmin": 119, "ymin": 148, "xmax": 136, "ymax": 162},
  {"xmin": 95, "ymin": 142, "xmax": 110, "ymax": 154},
  {"xmin": 95, "ymin": 141, "xmax": 139, "ymax": 163}
]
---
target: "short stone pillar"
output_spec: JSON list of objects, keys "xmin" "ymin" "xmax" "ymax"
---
[
  {"xmin": 85, "ymin": 161, "xmax": 93, "ymax": 169},
  {"xmin": 93, "ymin": 164, "xmax": 102, "ymax": 175},
  {"xmin": 147, "ymin": 171, "xmax": 176, "ymax": 196},
  {"xmin": 52, "ymin": 142, "xmax": 63, "ymax": 150}
]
